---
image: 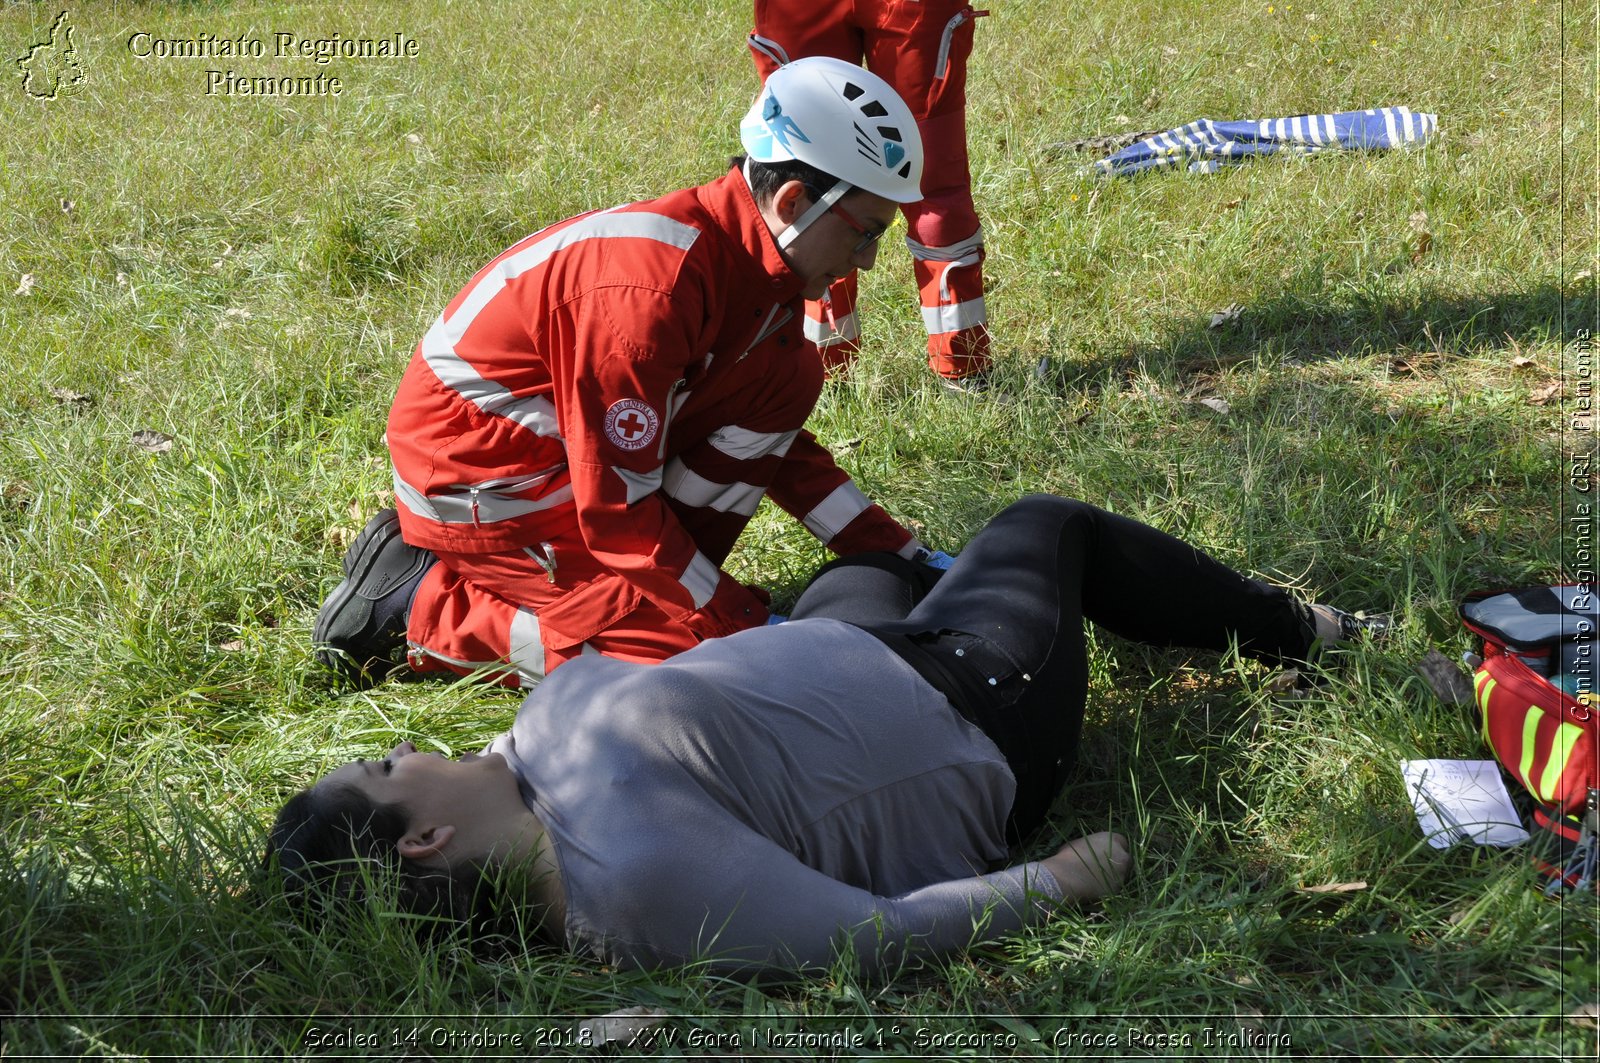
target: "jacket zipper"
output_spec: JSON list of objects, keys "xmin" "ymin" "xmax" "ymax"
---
[{"xmin": 658, "ymin": 378, "xmax": 687, "ymax": 461}]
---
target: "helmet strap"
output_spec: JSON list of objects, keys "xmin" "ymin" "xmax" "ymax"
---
[{"xmin": 776, "ymin": 178, "xmax": 851, "ymax": 251}]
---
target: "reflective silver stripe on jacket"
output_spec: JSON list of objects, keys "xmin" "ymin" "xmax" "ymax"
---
[
  {"xmin": 802, "ymin": 481, "xmax": 873, "ymax": 543},
  {"xmin": 422, "ymin": 210, "xmax": 700, "ymax": 430},
  {"xmin": 612, "ymin": 465, "xmax": 665, "ymax": 506},
  {"xmin": 680, "ymin": 551, "xmax": 722, "ymax": 609},
  {"xmin": 406, "ymin": 211, "xmax": 701, "ymax": 525},
  {"xmin": 393, "ymin": 466, "xmax": 576, "ymax": 526},
  {"xmin": 662, "ymin": 459, "xmax": 767, "ymax": 517},
  {"xmin": 707, "ymin": 425, "xmax": 798, "ymax": 462}
]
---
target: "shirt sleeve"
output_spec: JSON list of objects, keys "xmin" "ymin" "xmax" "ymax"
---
[
  {"xmin": 556, "ymin": 285, "xmax": 768, "ymax": 639},
  {"xmin": 592, "ymin": 827, "xmax": 1064, "ymax": 977},
  {"xmin": 766, "ymin": 432, "xmax": 923, "ymax": 558}
]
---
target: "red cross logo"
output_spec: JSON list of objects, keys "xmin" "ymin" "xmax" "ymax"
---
[
  {"xmin": 603, "ymin": 398, "xmax": 660, "ymax": 452},
  {"xmin": 615, "ymin": 410, "xmax": 648, "ymax": 440}
]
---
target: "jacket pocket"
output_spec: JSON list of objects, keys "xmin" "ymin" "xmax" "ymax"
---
[{"xmin": 534, "ymin": 573, "xmax": 644, "ymax": 651}]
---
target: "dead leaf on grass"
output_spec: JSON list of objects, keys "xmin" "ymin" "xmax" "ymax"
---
[
  {"xmin": 14, "ymin": 274, "xmax": 35, "ymax": 296},
  {"xmin": 219, "ymin": 639, "xmax": 245, "ymax": 652},
  {"xmin": 2, "ymin": 481, "xmax": 32, "ymax": 511},
  {"xmin": 131, "ymin": 430, "xmax": 174, "ymax": 453},
  {"xmin": 1415, "ymin": 649, "xmax": 1475, "ymax": 705},
  {"xmin": 1197, "ymin": 397, "xmax": 1231, "ymax": 415},
  {"xmin": 48, "ymin": 385, "xmax": 93, "ymax": 407},
  {"xmin": 1208, "ymin": 303, "xmax": 1242, "ymax": 329},
  {"xmin": 60, "ymin": 198, "xmax": 75, "ymax": 214},
  {"xmin": 1408, "ymin": 210, "xmax": 1432, "ymax": 265},
  {"xmin": 1511, "ymin": 355, "xmax": 1536, "ymax": 369},
  {"xmin": 1298, "ymin": 881, "xmax": 1367, "ymax": 895},
  {"xmin": 1570, "ymin": 1002, "xmax": 1599, "ymax": 1029},
  {"xmin": 1529, "ymin": 381, "xmax": 1561, "ymax": 405}
]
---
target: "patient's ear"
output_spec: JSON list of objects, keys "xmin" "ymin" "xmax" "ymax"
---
[{"xmin": 398, "ymin": 823, "xmax": 456, "ymax": 860}]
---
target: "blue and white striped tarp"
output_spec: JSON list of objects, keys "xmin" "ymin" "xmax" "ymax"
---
[{"xmin": 1093, "ymin": 106, "xmax": 1439, "ymax": 178}]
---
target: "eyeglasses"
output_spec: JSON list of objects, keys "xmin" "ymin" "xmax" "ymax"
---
[{"xmin": 827, "ymin": 199, "xmax": 889, "ymax": 256}]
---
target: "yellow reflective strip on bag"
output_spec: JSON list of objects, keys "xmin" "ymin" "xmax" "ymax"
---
[
  {"xmin": 1521, "ymin": 707, "xmax": 1543, "ymax": 798},
  {"xmin": 1536, "ymin": 721, "xmax": 1584, "ymax": 805},
  {"xmin": 1472, "ymin": 675, "xmax": 1497, "ymax": 742},
  {"xmin": 1476, "ymin": 672, "xmax": 1497, "ymax": 745}
]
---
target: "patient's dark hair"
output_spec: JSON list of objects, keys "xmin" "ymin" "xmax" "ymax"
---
[{"xmin": 263, "ymin": 782, "xmax": 499, "ymax": 938}]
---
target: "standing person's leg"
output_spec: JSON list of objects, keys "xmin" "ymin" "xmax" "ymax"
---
[
  {"xmin": 749, "ymin": 2, "xmax": 867, "ymax": 372},
  {"xmin": 865, "ymin": 0, "xmax": 990, "ymax": 382}
]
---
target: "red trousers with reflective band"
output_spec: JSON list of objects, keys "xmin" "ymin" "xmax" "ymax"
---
[
  {"xmin": 406, "ymin": 531, "xmax": 702, "ymax": 687},
  {"xmin": 751, "ymin": 0, "xmax": 991, "ymax": 379}
]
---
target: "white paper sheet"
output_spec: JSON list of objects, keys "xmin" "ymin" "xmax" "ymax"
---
[{"xmin": 1400, "ymin": 759, "xmax": 1530, "ymax": 849}]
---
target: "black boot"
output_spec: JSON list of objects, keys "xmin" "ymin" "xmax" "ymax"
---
[{"xmin": 313, "ymin": 509, "xmax": 435, "ymax": 686}]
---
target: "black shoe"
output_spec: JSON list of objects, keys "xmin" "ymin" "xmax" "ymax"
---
[
  {"xmin": 313, "ymin": 509, "xmax": 435, "ymax": 686},
  {"xmin": 1310, "ymin": 603, "xmax": 1393, "ymax": 645}
]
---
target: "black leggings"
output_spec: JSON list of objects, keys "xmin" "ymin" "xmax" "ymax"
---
[{"xmin": 790, "ymin": 495, "xmax": 1316, "ymax": 839}]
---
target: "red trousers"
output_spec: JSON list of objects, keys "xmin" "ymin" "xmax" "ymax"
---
[{"xmin": 751, "ymin": 0, "xmax": 991, "ymax": 380}]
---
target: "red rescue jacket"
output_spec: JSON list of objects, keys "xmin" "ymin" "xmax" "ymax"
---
[{"xmin": 386, "ymin": 168, "xmax": 916, "ymax": 640}]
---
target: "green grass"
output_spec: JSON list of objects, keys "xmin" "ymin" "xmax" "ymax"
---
[{"xmin": 1, "ymin": 0, "xmax": 1596, "ymax": 1057}]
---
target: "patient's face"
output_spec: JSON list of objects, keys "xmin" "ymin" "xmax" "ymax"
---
[{"xmin": 320, "ymin": 741, "xmax": 523, "ymax": 840}]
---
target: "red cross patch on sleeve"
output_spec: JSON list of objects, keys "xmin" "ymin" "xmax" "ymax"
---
[{"xmin": 602, "ymin": 398, "xmax": 660, "ymax": 451}]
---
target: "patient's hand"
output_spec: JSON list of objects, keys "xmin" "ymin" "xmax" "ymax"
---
[{"xmin": 1040, "ymin": 831, "xmax": 1131, "ymax": 903}]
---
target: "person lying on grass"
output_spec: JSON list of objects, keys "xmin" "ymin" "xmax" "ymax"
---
[{"xmin": 267, "ymin": 495, "xmax": 1385, "ymax": 977}]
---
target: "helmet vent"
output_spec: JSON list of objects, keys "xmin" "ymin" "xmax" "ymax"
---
[
  {"xmin": 897, "ymin": 162, "xmax": 912, "ymax": 178},
  {"xmin": 860, "ymin": 100, "xmax": 888, "ymax": 118},
  {"xmin": 841, "ymin": 82, "xmax": 865, "ymax": 100},
  {"xmin": 877, "ymin": 125, "xmax": 901, "ymax": 141}
]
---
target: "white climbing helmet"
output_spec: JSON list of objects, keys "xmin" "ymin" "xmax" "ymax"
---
[{"xmin": 741, "ymin": 55, "xmax": 924, "ymax": 214}]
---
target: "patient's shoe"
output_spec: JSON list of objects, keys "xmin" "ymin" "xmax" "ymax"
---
[
  {"xmin": 313, "ymin": 509, "xmax": 435, "ymax": 685},
  {"xmin": 1309, "ymin": 604, "xmax": 1392, "ymax": 645}
]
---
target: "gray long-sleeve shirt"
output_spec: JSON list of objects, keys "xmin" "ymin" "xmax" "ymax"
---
[{"xmin": 485, "ymin": 618, "xmax": 1063, "ymax": 975}]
